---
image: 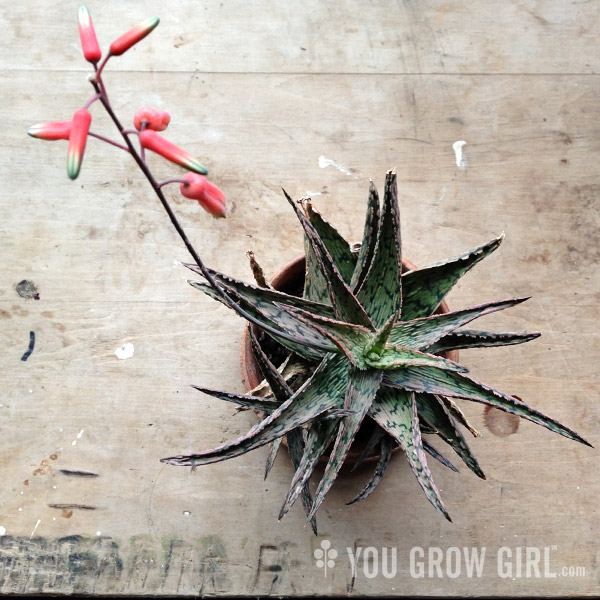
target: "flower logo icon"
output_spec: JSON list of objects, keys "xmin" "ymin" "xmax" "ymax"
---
[{"xmin": 314, "ymin": 539, "xmax": 337, "ymax": 576}]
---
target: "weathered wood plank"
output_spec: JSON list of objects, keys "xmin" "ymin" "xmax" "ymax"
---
[
  {"xmin": 0, "ymin": 0, "xmax": 598, "ymax": 596},
  {"xmin": 2, "ymin": 0, "xmax": 599, "ymax": 74}
]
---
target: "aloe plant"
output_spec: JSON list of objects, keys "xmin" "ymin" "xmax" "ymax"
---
[{"xmin": 161, "ymin": 171, "xmax": 590, "ymax": 530}]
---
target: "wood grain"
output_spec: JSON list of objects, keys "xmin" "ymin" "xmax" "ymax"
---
[{"xmin": 0, "ymin": 0, "xmax": 598, "ymax": 596}]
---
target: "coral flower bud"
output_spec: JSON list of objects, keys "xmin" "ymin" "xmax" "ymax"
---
[
  {"xmin": 28, "ymin": 121, "xmax": 72, "ymax": 141},
  {"xmin": 109, "ymin": 16, "xmax": 160, "ymax": 56},
  {"xmin": 133, "ymin": 107, "xmax": 171, "ymax": 131},
  {"xmin": 67, "ymin": 108, "xmax": 92, "ymax": 180},
  {"xmin": 139, "ymin": 129, "xmax": 208, "ymax": 175},
  {"xmin": 180, "ymin": 173, "xmax": 226, "ymax": 218},
  {"xmin": 78, "ymin": 6, "xmax": 102, "ymax": 64}
]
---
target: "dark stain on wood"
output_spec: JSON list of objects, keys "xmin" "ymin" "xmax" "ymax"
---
[
  {"xmin": 484, "ymin": 404, "xmax": 520, "ymax": 437},
  {"xmin": 59, "ymin": 469, "xmax": 99, "ymax": 478},
  {"xmin": 20, "ymin": 331, "xmax": 35, "ymax": 362},
  {"xmin": 15, "ymin": 280, "xmax": 39, "ymax": 300},
  {"xmin": 47, "ymin": 504, "xmax": 97, "ymax": 511}
]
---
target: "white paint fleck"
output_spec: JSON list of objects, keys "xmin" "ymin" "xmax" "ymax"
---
[
  {"xmin": 28, "ymin": 389, "xmax": 32, "ymax": 394},
  {"xmin": 305, "ymin": 191, "xmax": 322, "ymax": 197},
  {"xmin": 438, "ymin": 186, "xmax": 447, "ymax": 203},
  {"xmin": 18, "ymin": 508, "xmax": 22, "ymax": 512},
  {"xmin": 172, "ymin": 259, "xmax": 181, "ymax": 268},
  {"xmin": 77, "ymin": 429, "xmax": 84, "ymax": 439},
  {"xmin": 115, "ymin": 342, "xmax": 135, "ymax": 360},
  {"xmin": 0, "ymin": 526, "xmax": 5, "ymax": 536},
  {"xmin": 452, "ymin": 140, "xmax": 468, "ymax": 170},
  {"xmin": 96, "ymin": 531, "xmax": 101, "ymax": 536},
  {"xmin": 30, "ymin": 519, "xmax": 41, "ymax": 538},
  {"xmin": 183, "ymin": 511, "xmax": 191, "ymax": 516},
  {"xmin": 89, "ymin": 308, "xmax": 95, "ymax": 312},
  {"xmin": 72, "ymin": 440, "xmax": 77, "ymax": 446},
  {"xmin": 59, "ymin": 427, "xmax": 63, "ymax": 433},
  {"xmin": 318, "ymin": 155, "xmax": 358, "ymax": 178}
]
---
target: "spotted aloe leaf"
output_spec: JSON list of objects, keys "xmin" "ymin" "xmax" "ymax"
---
[
  {"xmin": 366, "ymin": 345, "xmax": 468, "ymax": 372},
  {"xmin": 347, "ymin": 435, "xmax": 394, "ymax": 505},
  {"xmin": 304, "ymin": 200, "xmax": 356, "ymax": 284},
  {"xmin": 249, "ymin": 327, "xmax": 293, "ymax": 402},
  {"xmin": 279, "ymin": 419, "xmax": 338, "ymax": 521},
  {"xmin": 189, "ymin": 277, "xmax": 335, "ymax": 353},
  {"xmin": 384, "ymin": 367, "xmax": 592, "ymax": 447},
  {"xmin": 189, "ymin": 281, "xmax": 326, "ymax": 361},
  {"xmin": 401, "ymin": 234, "xmax": 504, "ymax": 320},
  {"xmin": 285, "ymin": 427, "xmax": 318, "ymax": 535},
  {"xmin": 161, "ymin": 354, "xmax": 349, "ymax": 466},
  {"xmin": 388, "ymin": 297, "xmax": 530, "ymax": 350},
  {"xmin": 369, "ymin": 387, "xmax": 451, "ymax": 521},
  {"xmin": 428, "ymin": 330, "xmax": 541, "ymax": 354},
  {"xmin": 303, "ymin": 231, "xmax": 330, "ymax": 305},
  {"xmin": 264, "ymin": 437, "xmax": 283, "ymax": 479},
  {"xmin": 186, "ymin": 264, "xmax": 336, "ymax": 319},
  {"xmin": 249, "ymin": 327, "xmax": 294, "ymax": 479},
  {"xmin": 308, "ymin": 368, "xmax": 384, "ymax": 520},
  {"xmin": 191, "ymin": 385, "xmax": 281, "ymax": 412},
  {"xmin": 276, "ymin": 303, "xmax": 370, "ymax": 366},
  {"xmin": 422, "ymin": 439, "xmax": 459, "ymax": 473},
  {"xmin": 357, "ymin": 171, "xmax": 403, "ymax": 327},
  {"xmin": 416, "ymin": 393, "xmax": 485, "ymax": 479},
  {"xmin": 351, "ymin": 180, "xmax": 381, "ymax": 291},
  {"xmin": 284, "ymin": 190, "xmax": 373, "ymax": 328}
]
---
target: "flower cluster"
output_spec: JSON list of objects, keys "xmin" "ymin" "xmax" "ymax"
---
[{"xmin": 27, "ymin": 6, "xmax": 226, "ymax": 218}]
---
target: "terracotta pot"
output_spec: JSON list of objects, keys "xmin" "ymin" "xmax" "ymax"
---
[{"xmin": 239, "ymin": 253, "xmax": 459, "ymax": 464}]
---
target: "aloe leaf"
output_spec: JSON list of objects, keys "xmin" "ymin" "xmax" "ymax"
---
[
  {"xmin": 351, "ymin": 180, "xmax": 381, "ymax": 291},
  {"xmin": 249, "ymin": 327, "xmax": 293, "ymax": 402},
  {"xmin": 284, "ymin": 190, "xmax": 373, "ymax": 328},
  {"xmin": 388, "ymin": 297, "xmax": 530, "ymax": 351},
  {"xmin": 304, "ymin": 200, "xmax": 356, "ymax": 284},
  {"xmin": 186, "ymin": 264, "xmax": 336, "ymax": 319},
  {"xmin": 357, "ymin": 171, "xmax": 403, "ymax": 327},
  {"xmin": 303, "ymin": 231, "xmax": 330, "ymax": 305},
  {"xmin": 264, "ymin": 437, "xmax": 283, "ymax": 479},
  {"xmin": 384, "ymin": 367, "xmax": 592, "ymax": 447},
  {"xmin": 422, "ymin": 439, "xmax": 459, "ymax": 473},
  {"xmin": 416, "ymin": 393, "xmax": 485, "ymax": 479},
  {"xmin": 428, "ymin": 330, "xmax": 541, "ymax": 354},
  {"xmin": 191, "ymin": 281, "xmax": 325, "ymax": 362},
  {"xmin": 308, "ymin": 368, "xmax": 384, "ymax": 520},
  {"xmin": 369, "ymin": 387, "xmax": 451, "ymax": 521},
  {"xmin": 367, "ymin": 344, "xmax": 468, "ymax": 372},
  {"xmin": 350, "ymin": 423, "xmax": 386, "ymax": 472},
  {"xmin": 191, "ymin": 385, "xmax": 281, "ymax": 412},
  {"xmin": 285, "ymin": 427, "xmax": 318, "ymax": 535},
  {"xmin": 189, "ymin": 280, "xmax": 335, "ymax": 355},
  {"xmin": 346, "ymin": 435, "xmax": 394, "ymax": 505},
  {"xmin": 401, "ymin": 234, "xmax": 504, "ymax": 320},
  {"xmin": 161, "ymin": 354, "xmax": 350, "ymax": 466},
  {"xmin": 279, "ymin": 419, "xmax": 338, "ymax": 522},
  {"xmin": 276, "ymin": 303, "xmax": 371, "ymax": 367}
]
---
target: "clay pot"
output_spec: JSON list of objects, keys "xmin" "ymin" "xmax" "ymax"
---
[{"xmin": 239, "ymin": 253, "xmax": 459, "ymax": 464}]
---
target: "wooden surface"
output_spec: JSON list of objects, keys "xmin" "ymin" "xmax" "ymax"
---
[{"xmin": 1, "ymin": 0, "xmax": 599, "ymax": 596}]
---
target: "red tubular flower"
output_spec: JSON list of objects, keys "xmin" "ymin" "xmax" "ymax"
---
[
  {"xmin": 109, "ymin": 16, "xmax": 160, "ymax": 56},
  {"xmin": 139, "ymin": 129, "xmax": 208, "ymax": 175},
  {"xmin": 78, "ymin": 6, "xmax": 101, "ymax": 64},
  {"xmin": 133, "ymin": 107, "xmax": 170, "ymax": 131},
  {"xmin": 28, "ymin": 121, "xmax": 72, "ymax": 141},
  {"xmin": 180, "ymin": 173, "xmax": 226, "ymax": 218},
  {"xmin": 67, "ymin": 108, "xmax": 92, "ymax": 180}
]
